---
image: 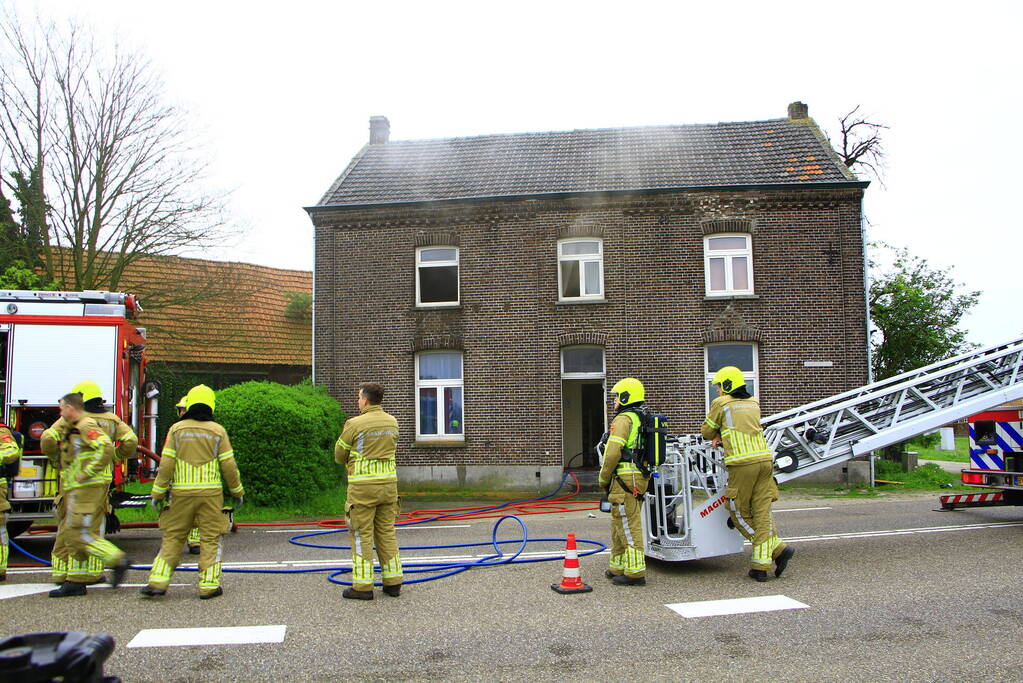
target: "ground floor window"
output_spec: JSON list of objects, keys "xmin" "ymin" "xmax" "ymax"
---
[
  {"xmin": 416, "ymin": 351, "xmax": 464, "ymax": 439},
  {"xmin": 705, "ymin": 342, "xmax": 758, "ymax": 410}
]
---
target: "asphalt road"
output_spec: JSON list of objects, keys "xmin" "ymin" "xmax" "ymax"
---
[{"xmin": 3, "ymin": 491, "xmax": 1022, "ymax": 682}]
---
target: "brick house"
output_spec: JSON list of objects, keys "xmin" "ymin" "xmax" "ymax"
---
[{"xmin": 307, "ymin": 102, "xmax": 870, "ymax": 489}]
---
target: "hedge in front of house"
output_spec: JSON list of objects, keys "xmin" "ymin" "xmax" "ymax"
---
[{"xmin": 213, "ymin": 380, "xmax": 346, "ymax": 507}]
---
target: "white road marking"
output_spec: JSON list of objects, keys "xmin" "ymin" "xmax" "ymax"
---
[
  {"xmin": 0, "ymin": 584, "xmax": 54, "ymax": 599},
  {"xmin": 774, "ymin": 507, "xmax": 832, "ymax": 513},
  {"xmin": 127, "ymin": 625, "xmax": 287, "ymax": 648},
  {"xmin": 666, "ymin": 595, "xmax": 809, "ymax": 618},
  {"xmin": 0, "ymin": 583, "xmax": 191, "ymax": 599},
  {"xmin": 781, "ymin": 520, "xmax": 1023, "ymax": 543}
]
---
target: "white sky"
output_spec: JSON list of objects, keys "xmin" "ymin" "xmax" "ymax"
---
[{"xmin": 9, "ymin": 0, "xmax": 1023, "ymax": 348}]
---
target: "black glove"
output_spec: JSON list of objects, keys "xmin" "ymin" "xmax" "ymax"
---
[
  {"xmin": 149, "ymin": 496, "xmax": 165, "ymax": 512},
  {"xmin": 232, "ymin": 496, "xmax": 244, "ymax": 510}
]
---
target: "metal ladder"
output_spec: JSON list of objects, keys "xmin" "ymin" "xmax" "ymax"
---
[
  {"xmin": 641, "ymin": 333, "xmax": 1023, "ymax": 562},
  {"xmin": 763, "ymin": 334, "xmax": 1023, "ymax": 483}
]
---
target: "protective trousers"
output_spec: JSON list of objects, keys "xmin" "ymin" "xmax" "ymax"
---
[
  {"xmin": 51, "ymin": 492, "xmax": 106, "ymax": 583},
  {"xmin": 147, "ymin": 495, "xmax": 229, "ymax": 596},
  {"xmin": 725, "ymin": 460, "xmax": 786, "ymax": 571},
  {"xmin": 608, "ymin": 480, "xmax": 646, "ymax": 578},
  {"xmin": 0, "ymin": 510, "xmax": 7, "ymax": 575},
  {"xmin": 188, "ymin": 527, "xmax": 201, "ymax": 548},
  {"xmin": 54, "ymin": 484, "xmax": 125, "ymax": 583},
  {"xmin": 345, "ymin": 486, "xmax": 402, "ymax": 592}
]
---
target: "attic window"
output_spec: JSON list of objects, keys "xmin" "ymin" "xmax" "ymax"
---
[{"xmin": 416, "ymin": 247, "xmax": 459, "ymax": 306}]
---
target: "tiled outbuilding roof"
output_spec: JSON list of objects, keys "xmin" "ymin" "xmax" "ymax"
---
[
  {"xmin": 315, "ymin": 115, "xmax": 861, "ymax": 208},
  {"xmin": 55, "ymin": 253, "xmax": 312, "ymax": 366}
]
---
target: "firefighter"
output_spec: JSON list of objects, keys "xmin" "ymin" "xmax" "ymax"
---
[
  {"xmin": 0, "ymin": 421, "xmax": 24, "ymax": 581},
  {"xmin": 702, "ymin": 366, "xmax": 794, "ymax": 582},
  {"xmin": 172, "ymin": 396, "xmax": 201, "ymax": 555},
  {"xmin": 334, "ymin": 382, "xmax": 402, "ymax": 600},
  {"xmin": 74, "ymin": 380, "xmax": 140, "ymax": 580},
  {"xmin": 598, "ymin": 377, "xmax": 650, "ymax": 586},
  {"xmin": 141, "ymin": 385, "xmax": 244, "ymax": 599},
  {"xmin": 49, "ymin": 393, "xmax": 131, "ymax": 598}
]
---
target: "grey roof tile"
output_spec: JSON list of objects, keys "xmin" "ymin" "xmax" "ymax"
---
[{"xmin": 315, "ymin": 117, "xmax": 858, "ymax": 207}]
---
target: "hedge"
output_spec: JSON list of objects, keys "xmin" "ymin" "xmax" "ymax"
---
[{"xmin": 213, "ymin": 380, "xmax": 347, "ymax": 507}]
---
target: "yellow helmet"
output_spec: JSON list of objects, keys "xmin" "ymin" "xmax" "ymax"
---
[
  {"xmin": 611, "ymin": 377, "xmax": 645, "ymax": 406},
  {"xmin": 712, "ymin": 366, "xmax": 745, "ymax": 393},
  {"xmin": 71, "ymin": 380, "xmax": 103, "ymax": 403},
  {"xmin": 175, "ymin": 396, "xmax": 188, "ymax": 410},
  {"xmin": 185, "ymin": 384, "xmax": 216, "ymax": 412}
]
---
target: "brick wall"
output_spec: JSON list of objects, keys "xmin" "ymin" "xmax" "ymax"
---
[{"xmin": 311, "ymin": 187, "xmax": 868, "ymax": 468}]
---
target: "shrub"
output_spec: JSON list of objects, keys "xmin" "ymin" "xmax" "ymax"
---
[{"xmin": 214, "ymin": 380, "xmax": 346, "ymax": 507}]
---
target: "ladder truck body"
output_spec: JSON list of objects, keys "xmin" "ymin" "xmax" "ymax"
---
[
  {"xmin": 0, "ymin": 290, "xmax": 158, "ymax": 537},
  {"xmin": 937, "ymin": 403, "xmax": 1023, "ymax": 510},
  {"xmin": 636, "ymin": 334, "xmax": 1023, "ymax": 561}
]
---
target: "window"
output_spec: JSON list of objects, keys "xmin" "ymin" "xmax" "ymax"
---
[
  {"xmin": 416, "ymin": 351, "xmax": 464, "ymax": 439},
  {"xmin": 558, "ymin": 239, "xmax": 603, "ymax": 300},
  {"xmin": 416, "ymin": 247, "xmax": 459, "ymax": 306},
  {"xmin": 705, "ymin": 343, "xmax": 758, "ymax": 409},
  {"xmin": 704, "ymin": 234, "xmax": 753, "ymax": 295},
  {"xmin": 561, "ymin": 346, "xmax": 605, "ymax": 379}
]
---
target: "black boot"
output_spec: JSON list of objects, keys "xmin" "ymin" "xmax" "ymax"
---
[
  {"xmin": 382, "ymin": 584, "xmax": 401, "ymax": 597},
  {"xmin": 605, "ymin": 570, "xmax": 619, "ymax": 580},
  {"xmin": 342, "ymin": 587, "xmax": 373, "ymax": 600},
  {"xmin": 748, "ymin": 569, "xmax": 769, "ymax": 582},
  {"xmin": 110, "ymin": 557, "xmax": 131, "ymax": 589},
  {"xmin": 140, "ymin": 585, "xmax": 167, "ymax": 597},
  {"xmin": 199, "ymin": 587, "xmax": 223, "ymax": 600},
  {"xmin": 49, "ymin": 581, "xmax": 88, "ymax": 598},
  {"xmin": 774, "ymin": 546, "xmax": 795, "ymax": 578},
  {"xmin": 612, "ymin": 574, "xmax": 646, "ymax": 586},
  {"xmin": 188, "ymin": 545, "xmax": 200, "ymax": 555}
]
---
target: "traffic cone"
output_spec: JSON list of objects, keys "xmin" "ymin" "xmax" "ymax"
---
[{"xmin": 551, "ymin": 533, "xmax": 593, "ymax": 594}]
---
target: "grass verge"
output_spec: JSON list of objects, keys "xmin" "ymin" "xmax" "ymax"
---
[{"xmin": 905, "ymin": 436, "xmax": 971, "ymax": 463}]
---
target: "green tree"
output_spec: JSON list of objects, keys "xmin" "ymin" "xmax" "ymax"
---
[{"xmin": 869, "ymin": 242, "xmax": 980, "ymax": 381}]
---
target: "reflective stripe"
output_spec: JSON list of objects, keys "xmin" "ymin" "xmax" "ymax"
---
[
  {"xmin": 618, "ymin": 504, "xmax": 635, "ymax": 547},
  {"xmin": 217, "ymin": 450, "xmax": 235, "ymax": 462},
  {"xmin": 149, "ymin": 555, "xmax": 174, "ymax": 586},
  {"xmin": 608, "ymin": 435, "xmax": 627, "ymax": 446},
  {"xmin": 703, "ymin": 417, "xmax": 719, "ymax": 430},
  {"xmin": 728, "ymin": 498, "xmax": 756, "ymax": 536},
  {"xmin": 381, "ymin": 555, "xmax": 403, "ymax": 580}
]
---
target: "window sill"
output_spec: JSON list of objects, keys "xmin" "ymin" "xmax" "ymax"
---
[
  {"xmin": 413, "ymin": 440, "xmax": 467, "ymax": 448},
  {"xmin": 704, "ymin": 294, "xmax": 759, "ymax": 301},
  {"xmin": 414, "ymin": 304, "xmax": 461, "ymax": 311},
  {"xmin": 555, "ymin": 298, "xmax": 608, "ymax": 306}
]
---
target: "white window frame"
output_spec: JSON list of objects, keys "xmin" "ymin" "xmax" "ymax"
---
[
  {"xmin": 416, "ymin": 246, "xmax": 460, "ymax": 307},
  {"xmin": 704, "ymin": 342, "xmax": 759, "ymax": 410},
  {"xmin": 415, "ymin": 351, "xmax": 465, "ymax": 441},
  {"xmin": 560, "ymin": 346, "xmax": 606, "ymax": 380},
  {"xmin": 557, "ymin": 238, "xmax": 604, "ymax": 301},
  {"xmin": 704, "ymin": 233, "xmax": 754, "ymax": 296}
]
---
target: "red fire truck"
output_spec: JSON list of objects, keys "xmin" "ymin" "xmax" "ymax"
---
[
  {"xmin": 940, "ymin": 402, "xmax": 1023, "ymax": 509},
  {"xmin": 1, "ymin": 290, "xmax": 159, "ymax": 536}
]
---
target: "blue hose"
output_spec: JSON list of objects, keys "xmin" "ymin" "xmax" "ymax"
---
[{"xmin": 7, "ymin": 473, "xmax": 607, "ymax": 587}]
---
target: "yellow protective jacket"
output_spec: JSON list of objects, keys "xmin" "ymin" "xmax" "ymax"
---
[
  {"xmin": 85, "ymin": 411, "xmax": 138, "ymax": 462},
  {"xmin": 335, "ymin": 405, "xmax": 399, "ymax": 498},
  {"xmin": 598, "ymin": 411, "xmax": 646, "ymax": 491},
  {"xmin": 151, "ymin": 419, "xmax": 243, "ymax": 500},
  {"xmin": 0, "ymin": 426, "xmax": 22, "ymax": 512},
  {"xmin": 41, "ymin": 419, "xmax": 70, "ymax": 469},
  {"xmin": 701, "ymin": 394, "xmax": 773, "ymax": 466},
  {"xmin": 58, "ymin": 415, "xmax": 116, "ymax": 490}
]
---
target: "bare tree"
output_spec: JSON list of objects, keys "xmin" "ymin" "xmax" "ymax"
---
[
  {"xmin": 831, "ymin": 105, "xmax": 888, "ymax": 186},
  {"xmin": 0, "ymin": 11, "xmax": 235, "ymax": 291}
]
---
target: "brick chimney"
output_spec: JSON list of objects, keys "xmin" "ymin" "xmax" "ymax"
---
[
  {"xmin": 788, "ymin": 101, "xmax": 808, "ymax": 120},
  {"xmin": 369, "ymin": 116, "xmax": 390, "ymax": 144}
]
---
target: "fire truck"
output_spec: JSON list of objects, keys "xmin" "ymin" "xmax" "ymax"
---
[
  {"xmin": 937, "ymin": 402, "xmax": 1023, "ymax": 509},
  {"xmin": 1, "ymin": 290, "xmax": 159, "ymax": 537}
]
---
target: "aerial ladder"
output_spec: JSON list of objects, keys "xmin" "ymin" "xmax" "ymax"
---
[{"xmin": 641, "ymin": 334, "xmax": 1023, "ymax": 562}]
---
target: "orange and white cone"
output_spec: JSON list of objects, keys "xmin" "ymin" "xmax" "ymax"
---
[{"xmin": 551, "ymin": 533, "xmax": 593, "ymax": 594}]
